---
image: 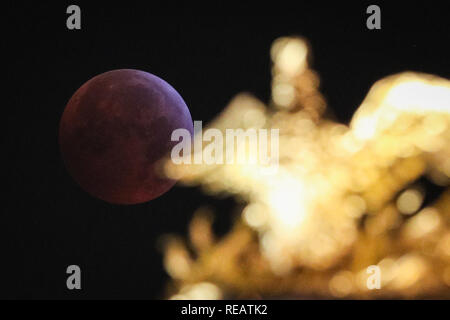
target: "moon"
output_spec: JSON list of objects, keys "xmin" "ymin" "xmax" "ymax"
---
[{"xmin": 59, "ymin": 69, "xmax": 193, "ymax": 204}]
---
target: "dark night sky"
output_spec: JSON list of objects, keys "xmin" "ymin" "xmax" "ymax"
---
[{"xmin": 3, "ymin": 2, "xmax": 449, "ymax": 299}]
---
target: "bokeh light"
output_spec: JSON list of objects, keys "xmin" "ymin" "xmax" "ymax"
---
[{"xmin": 163, "ymin": 36, "xmax": 450, "ymax": 299}]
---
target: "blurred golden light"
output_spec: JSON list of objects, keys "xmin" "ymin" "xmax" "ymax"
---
[
  {"xmin": 389, "ymin": 255, "xmax": 427, "ymax": 291},
  {"xmin": 444, "ymin": 267, "xmax": 450, "ymax": 287},
  {"xmin": 396, "ymin": 188, "xmax": 424, "ymax": 215},
  {"xmin": 329, "ymin": 271, "xmax": 354, "ymax": 298},
  {"xmin": 243, "ymin": 203, "xmax": 267, "ymax": 229},
  {"xmin": 271, "ymin": 37, "xmax": 308, "ymax": 76},
  {"xmin": 171, "ymin": 282, "xmax": 222, "ymax": 300},
  {"xmin": 163, "ymin": 36, "xmax": 450, "ymax": 299},
  {"xmin": 267, "ymin": 176, "xmax": 307, "ymax": 231},
  {"xmin": 272, "ymin": 83, "xmax": 296, "ymax": 108},
  {"xmin": 403, "ymin": 208, "xmax": 441, "ymax": 240}
]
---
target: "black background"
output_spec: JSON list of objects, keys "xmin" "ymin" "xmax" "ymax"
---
[{"xmin": 3, "ymin": 2, "xmax": 449, "ymax": 299}]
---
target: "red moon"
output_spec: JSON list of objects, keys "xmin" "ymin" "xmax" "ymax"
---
[{"xmin": 59, "ymin": 69, "xmax": 193, "ymax": 204}]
